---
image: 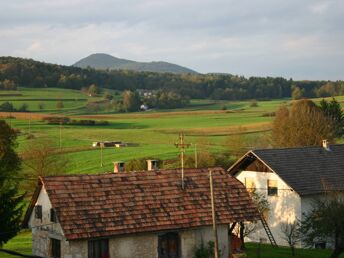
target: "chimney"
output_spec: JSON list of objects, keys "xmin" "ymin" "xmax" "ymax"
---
[
  {"xmin": 322, "ymin": 139, "xmax": 331, "ymax": 151},
  {"xmin": 113, "ymin": 161, "xmax": 125, "ymax": 173},
  {"xmin": 146, "ymin": 159, "xmax": 158, "ymax": 171}
]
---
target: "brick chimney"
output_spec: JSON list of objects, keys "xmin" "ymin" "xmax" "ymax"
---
[
  {"xmin": 113, "ymin": 161, "xmax": 125, "ymax": 173},
  {"xmin": 146, "ymin": 160, "xmax": 158, "ymax": 171},
  {"xmin": 322, "ymin": 139, "xmax": 331, "ymax": 151}
]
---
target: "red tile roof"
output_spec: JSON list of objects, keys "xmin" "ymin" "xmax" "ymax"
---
[{"xmin": 26, "ymin": 168, "xmax": 259, "ymax": 240}]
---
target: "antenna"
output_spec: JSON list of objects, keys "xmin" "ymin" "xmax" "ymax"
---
[{"xmin": 175, "ymin": 132, "xmax": 191, "ymax": 189}]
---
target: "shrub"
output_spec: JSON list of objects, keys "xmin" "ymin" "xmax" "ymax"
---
[{"xmin": 42, "ymin": 116, "xmax": 70, "ymax": 124}]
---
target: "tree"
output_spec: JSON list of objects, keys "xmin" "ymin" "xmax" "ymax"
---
[
  {"xmin": 291, "ymin": 86, "xmax": 305, "ymax": 100},
  {"xmin": 122, "ymin": 90, "xmax": 141, "ymax": 112},
  {"xmin": 281, "ymin": 221, "xmax": 301, "ymax": 256},
  {"xmin": 300, "ymin": 190, "xmax": 344, "ymax": 258},
  {"xmin": 22, "ymin": 138, "xmax": 69, "ymax": 192},
  {"xmin": 271, "ymin": 99, "xmax": 335, "ymax": 147},
  {"xmin": 38, "ymin": 102, "xmax": 45, "ymax": 110},
  {"xmin": 0, "ymin": 120, "xmax": 24, "ymax": 246},
  {"xmin": 0, "ymin": 102, "xmax": 15, "ymax": 112},
  {"xmin": 56, "ymin": 100, "xmax": 64, "ymax": 109},
  {"xmin": 88, "ymin": 84, "xmax": 100, "ymax": 97},
  {"xmin": 320, "ymin": 98, "xmax": 344, "ymax": 137}
]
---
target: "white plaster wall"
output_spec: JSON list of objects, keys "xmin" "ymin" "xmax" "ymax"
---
[{"xmin": 236, "ymin": 171, "xmax": 302, "ymax": 247}]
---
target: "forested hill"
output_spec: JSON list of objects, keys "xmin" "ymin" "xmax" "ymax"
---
[
  {"xmin": 73, "ymin": 53, "xmax": 197, "ymax": 74},
  {"xmin": 0, "ymin": 56, "xmax": 343, "ymax": 100}
]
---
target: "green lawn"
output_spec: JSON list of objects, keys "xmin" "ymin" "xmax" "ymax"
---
[
  {"xmin": 245, "ymin": 242, "xmax": 343, "ymax": 258},
  {"xmin": 1, "ymin": 231, "xmax": 32, "ymax": 258}
]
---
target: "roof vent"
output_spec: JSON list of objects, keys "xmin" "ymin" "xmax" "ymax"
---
[
  {"xmin": 322, "ymin": 140, "xmax": 331, "ymax": 151},
  {"xmin": 113, "ymin": 161, "xmax": 125, "ymax": 173},
  {"xmin": 146, "ymin": 159, "xmax": 158, "ymax": 171}
]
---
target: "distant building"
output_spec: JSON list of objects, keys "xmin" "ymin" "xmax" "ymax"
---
[
  {"xmin": 23, "ymin": 168, "xmax": 259, "ymax": 258},
  {"xmin": 229, "ymin": 141, "xmax": 344, "ymax": 248}
]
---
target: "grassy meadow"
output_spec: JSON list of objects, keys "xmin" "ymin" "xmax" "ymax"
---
[
  {"xmin": 2, "ymin": 88, "xmax": 344, "ymax": 257},
  {"xmin": 1, "ymin": 88, "xmax": 344, "ymax": 174}
]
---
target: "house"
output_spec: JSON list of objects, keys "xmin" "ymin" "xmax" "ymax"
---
[
  {"xmin": 228, "ymin": 141, "xmax": 344, "ymax": 247},
  {"xmin": 23, "ymin": 167, "xmax": 260, "ymax": 258}
]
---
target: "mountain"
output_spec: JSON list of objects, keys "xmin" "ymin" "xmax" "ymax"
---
[{"xmin": 73, "ymin": 53, "xmax": 197, "ymax": 74}]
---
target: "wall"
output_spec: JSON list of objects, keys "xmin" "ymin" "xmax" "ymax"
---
[
  {"xmin": 28, "ymin": 186, "xmax": 87, "ymax": 258},
  {"xmin": 109, "ymin": 234, "xmax": 157, "ymax": 258},
  {"xmin": 181, "ymin": 225, "xmax": 229, "ymax": 258},
  {"xmin": 235, "ymin": 170, "xmax": 302, "ymax": 247},
  {"xmin": 108, "ymin": 225, "xmax": 228, "ymax": 258},
  {"xmin": 28, "ymin": 187, "xmax": 229, "ymax": 257}
]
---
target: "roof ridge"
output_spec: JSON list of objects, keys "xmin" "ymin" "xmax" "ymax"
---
[
  {"xmin": 42, "ymin": 167, "xmax": 225, "ymax": 179},
  {"xmin": 253, "ymin": 143, "xmax": 344, "ymax": 152}
]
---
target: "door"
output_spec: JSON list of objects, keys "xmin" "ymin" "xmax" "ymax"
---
[{"xmin": 158, "ymin": 232, "xmax": 180, "ymax": 258}]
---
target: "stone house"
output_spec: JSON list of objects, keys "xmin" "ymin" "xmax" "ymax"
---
[
  {"xmin": 23, "ymin": 167, "xmax": 260, "ymax": 258},
  {"xmin": 228, "ymin": 141, "xmax": 344, "ymax": 247}
]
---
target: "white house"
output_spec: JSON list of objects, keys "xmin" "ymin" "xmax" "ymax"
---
[
  {"xmin": 23, "ymin": 167, "xmax": 259, "ymax": 258},
  {"xmin": 228, "ymin": 141, "xmax": 344, "ymax": 248}
]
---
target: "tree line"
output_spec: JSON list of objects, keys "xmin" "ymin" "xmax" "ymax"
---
[{"xmin": 2, "ymin": 56, "xmax": 344, "ymax": 101}]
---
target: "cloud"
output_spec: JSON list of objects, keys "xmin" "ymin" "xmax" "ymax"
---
[{"xmin": 0, "ymin": 0, "xmax": 343, "ymax": 79}]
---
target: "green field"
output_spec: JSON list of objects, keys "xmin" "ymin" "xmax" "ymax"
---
[
  {"xmin": 1, "ymin": 88, "xmax": 344, "ymax": 174},
  {"xmin": 1, "ymin": 88, "xmax": 344, "ymax": 257}
]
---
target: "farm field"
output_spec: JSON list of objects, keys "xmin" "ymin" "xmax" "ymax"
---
[
  {"xmin": 1, "ymin": 89, "xmax": 344, "ymax": 257},
  {"xmin": 1, "ymin": 88, "xmax": 344, "ymax": 174}
]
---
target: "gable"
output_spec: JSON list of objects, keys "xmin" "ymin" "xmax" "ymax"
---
[
  {"xmin": 230, "ymin": 144, "xmax": 344, "ymax": 196},
  {"xmin": 229, "ymin": 151, "xmax": 272, "ymax": 175}
]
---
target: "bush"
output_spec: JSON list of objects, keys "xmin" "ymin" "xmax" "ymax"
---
[
  {"xmin": 0, "ymin": 101, "xmax": 15, "ymax": 112},
  {"xmin": 250, "ymin": 100, "xmax": 258, "ymax": 107},
  {"xmin": 42, "ymin": 116, "xmax": 70, "ymax": 124},
  {"xmin": 262, "ymin": 112, "xmax": 275, "ymax": 117},
  {"xmin": 42, "ymin": 117, "xmax": 109, "ymax": 126}
]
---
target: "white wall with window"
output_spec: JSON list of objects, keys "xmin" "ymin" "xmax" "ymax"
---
[{"xmin": 235, "ymin": 170, "xmax": 302, "ymax": 246}]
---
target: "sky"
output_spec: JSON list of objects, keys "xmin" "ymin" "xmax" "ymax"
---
[{"xmin": 0, "ymin": 0, "xmax": 343, "ymax": 80}]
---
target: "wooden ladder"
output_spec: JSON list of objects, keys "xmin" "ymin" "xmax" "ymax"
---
[{"xmin": 260, "ymin": 215, "xmax": 278, "ymax": 247}]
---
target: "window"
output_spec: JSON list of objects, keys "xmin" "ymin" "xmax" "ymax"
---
[
  {"xmin": 34, "ymin": 205, "xmax": 42, "ymax": 219},
  {"xmin": 267, "ymin": 180, "xmax": 278, "ymax": 196},
  {"xmin": 50, "ymin": 208, "xmax": 57, "ymax": 222},
  {"xmin": 88, "ymin": 239, "xmax": 109, "ymax": 258},
  {"xmin": 244, "ymin": 177, "xmax": 255, "ymax": 192},
  {"xmin": 158, "ymin": 232, "xmax": 180, "ymax": 258},
  {"xmin": 51, "ymin": 239, "xmax": 61, "ymax": 258}
]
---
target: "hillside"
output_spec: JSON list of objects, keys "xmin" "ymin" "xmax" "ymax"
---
[{"xmin": 73, "ymin": 53, "xmax": 197, "ymax": 74}]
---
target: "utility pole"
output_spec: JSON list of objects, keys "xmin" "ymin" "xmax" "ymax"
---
[
  {"xmin": 100, "ymin": 142, "xmax": 103, "ymax": 167},
  {"xmin": 59, "ymin": 121, "xmax": 62, "ymax": 150},
  {"xmin": 28, "ymin": 113, "xmax": 31, "ymax": 135},
  {"xmin": 209, "ymin": 169, "xmax": 219, "ymax": 258},
  {"xmin": 194, "ymin": 143, "xmax": 198, "ymax": 168},
  {"xmin": 175, "ymin": 133, "xmax": 191, "ymax": 189}
]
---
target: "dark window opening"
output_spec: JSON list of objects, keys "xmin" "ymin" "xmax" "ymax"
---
[
  {"xmin": 267, "ymin": 180, "xmax": 278, "ymax": 196},
  {"xmin": 51, "ymin": 238, "xmax": 61, "ymax": 258},
  {"xmin": 88, "ymin": 239, "xmax": 109, "ymax": 258},
  {"xmin": 35, "ymin": 205, "xmax": 42, "ymax": 219},
  {"xmin": 158, "ymin": 232, "xmax": 180, "ymax": 258},
  {"xmin": 50, "ymin": 208, "xmax": 57, "ymax": 222}
]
